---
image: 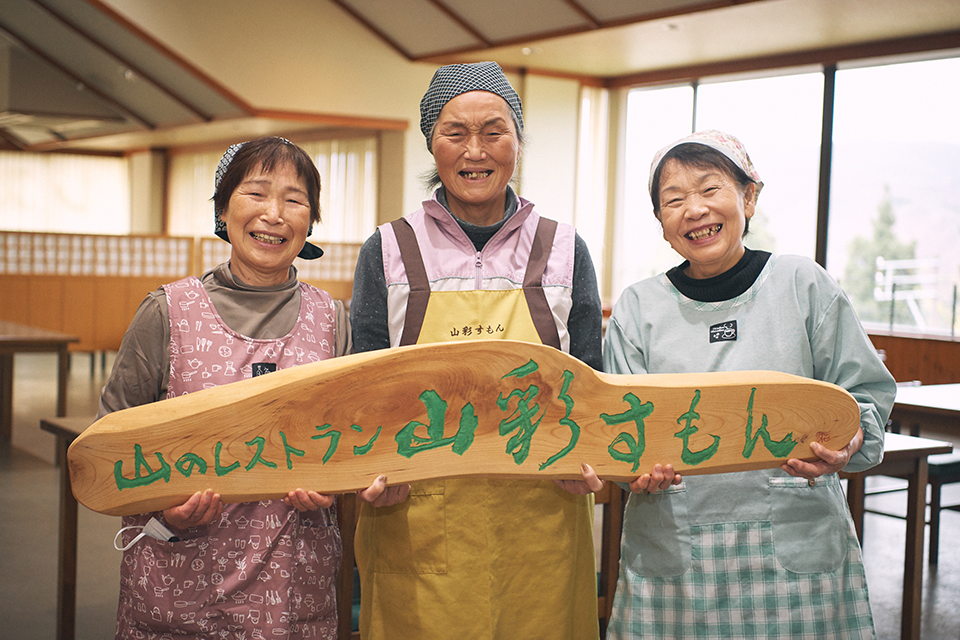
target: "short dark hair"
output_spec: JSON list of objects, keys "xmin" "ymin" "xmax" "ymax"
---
[
  {"xmin": 650, "ymin": 143, "xmax": 757, "ymax": 235},
  {"xmin": 213, "ymin": 137, "xmax": 321, "ymax": 225}
]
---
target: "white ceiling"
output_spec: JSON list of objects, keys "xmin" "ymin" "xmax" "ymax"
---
[
  {"xmin": 432, "ymin": 0, "xmax": 960, "ymax": 79},
  {"xmin": 1, "ymin": 0, "xmax": 959, "ymax": 153},
  {"xmin": 331, "ymin": 0, "xmax": 742, "ymax": 60}
]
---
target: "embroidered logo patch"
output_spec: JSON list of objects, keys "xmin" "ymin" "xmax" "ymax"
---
[
  {"xmin": 709, "ymin": 321, "xmax": 737, "ymax": 343},
  {"xmin": 252, "ymin": 362, "xmax": 278, "ymax": 377}
]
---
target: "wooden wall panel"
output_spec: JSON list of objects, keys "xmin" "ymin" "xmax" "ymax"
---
[
  {"xmin": 303, "ymin": 279, "xmax": 353, "ymax": 302},
  {"xmin": 0, "ymin": 274, "xmax": 354, "ymax": 353},
  {"xmin": 0, "ymin": 278, "xmax": 29, "ymax": 323},
  {"xmin": 869, "ymin": 333, "xmax": 960, "ymax": 384},
  {"xmin": 26, "ymin": 276, "xmax": 64, "ymax": 333},
  {"xmin": 93, "ymin": 277, "xmax": 134, "ymax": 352},
  {"xmin": 126, "ymin": 277, "xmax": 168, "ymax": 317},
  {"xmin": 62, "ymin": 277, "xmax": 97, "ymax": 349},
  {"xmin": 1, "ymin": 234, "xmax": 356, "ymax": 351},
  {"xmin": 118, "ymin": 277, "xmax": 173, "ymax": 344}
]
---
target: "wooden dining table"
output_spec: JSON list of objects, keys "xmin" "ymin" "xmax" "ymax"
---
[
  {"xmin": 0, "ymin": 320, "xmax": 78, "ymax": 441},
  {"xmin": 40, "ymin": 416, "xmax": 96, "ymax": 640},
  {"xmin": 841, "ymin": 432, "xmax": 954, "ymax": 640},
  {"xmin": 889, "ymin": 383, "xmax": 960, "ymax": 436}
]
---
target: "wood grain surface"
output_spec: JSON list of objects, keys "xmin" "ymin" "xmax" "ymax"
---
[{"xmin": 68, "ymin": 340, "xmax": 860, "ymax": 516}]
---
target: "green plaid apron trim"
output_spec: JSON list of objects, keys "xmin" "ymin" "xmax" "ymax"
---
[{"xmin": 609, "ymin": 521, "xmax": 876, "ymax": 640}]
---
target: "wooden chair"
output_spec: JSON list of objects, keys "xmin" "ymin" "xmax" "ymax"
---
[
  {"xmin": 923, "ymin": 453, "xmax": 960, "ymax": 565},
  {"xmin": 596, "ymin": 482, "xmax": 626, "ymax": 638},
  {"xmin": 335, "ymin": 485, "xmax": 629, "ymax": 639},
  {"xmin": 335, "ymin": 493, "xmax": 361, "ymax": 640}
]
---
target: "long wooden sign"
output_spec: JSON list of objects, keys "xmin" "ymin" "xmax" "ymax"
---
[{"xmin": 68, "ymin": 340, "xmax": 860, "ymax": 516}]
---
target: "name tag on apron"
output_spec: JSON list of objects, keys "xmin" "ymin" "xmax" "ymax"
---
[{"xmin": 417, "ymin": 288, "xmax": 542, "ymax": 344}]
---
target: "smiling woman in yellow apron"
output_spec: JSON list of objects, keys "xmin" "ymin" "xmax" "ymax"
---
[{"xmin": 349, "ymin": 62, "xmax": 604, "ymax": 640}]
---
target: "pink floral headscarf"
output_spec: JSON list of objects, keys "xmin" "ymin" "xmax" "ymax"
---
[{"xmin": 648, "ymin": 130, "xmax": 763, "ymax": 204}]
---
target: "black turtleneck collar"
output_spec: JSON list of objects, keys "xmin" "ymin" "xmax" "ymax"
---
[
  {"xmin": 666, "ymin": 248, "xmax": 771, "ymax": 303},
  {"xmin": 436, "ymin": 186, "xmax": 519, "ymax": 252}
]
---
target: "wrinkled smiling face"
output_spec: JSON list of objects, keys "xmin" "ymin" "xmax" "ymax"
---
[
  {"xmin": 657, "ymin": 159, "xmax": 756, "ymax": 279},
  {"xmin": 431, "ymin": 90, "xmax": 520, "ymax": 223},
  {"xmin": 224, "ymin": 162, "xmax": 311, "ymax": 286}
]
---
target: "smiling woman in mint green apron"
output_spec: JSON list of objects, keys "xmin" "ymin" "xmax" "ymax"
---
[
  {"xmin": 603, "ymin": 130, "xmax": 896, "ymax": 640},
  {"xmin": 350, "ymin": 62, "xmax": 604, "ymax": 640}
]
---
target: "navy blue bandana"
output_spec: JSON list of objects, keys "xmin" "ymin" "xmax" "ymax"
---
[
  {"xmin": 212, "ymin": 138, "xmax": 322, "ymax": 260},
  {"xmin": 419, "ymin": 62, "xmax": 523, "ymax": 150}
]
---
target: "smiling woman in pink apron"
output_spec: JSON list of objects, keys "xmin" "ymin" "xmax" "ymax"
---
[
  {"xmin": 99, "ymin": 137, "xmax": 351, "ymax": 640},
  {"xmin": 349, "ymin": 62, "xmax": 605, "ymax": 640}
]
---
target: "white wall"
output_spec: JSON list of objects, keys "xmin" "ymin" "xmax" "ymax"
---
[
  {"xmin": 518, "ymin": 75, "xmax": 581, "ymax": 224},
  {"xmin": 129, "ymin": 150, "xmax": 165, "ymax": 234}
]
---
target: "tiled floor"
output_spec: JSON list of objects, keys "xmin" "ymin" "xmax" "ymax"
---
[{"xmin": 1, "ymin": 352, "xmax": 958, "ymax": 639}]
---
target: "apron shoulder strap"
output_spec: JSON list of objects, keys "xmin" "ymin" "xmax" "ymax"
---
[
  {"xmin": 390, "ymin": 218, "xmax": 430, "ymax": 346},
  {"xmin": 523, "ymin": 217, "xmax": 562, "ymax": 350},
  {"xmin": 391, "ymin": 215, "xmax": 562, "ymax": 350}
]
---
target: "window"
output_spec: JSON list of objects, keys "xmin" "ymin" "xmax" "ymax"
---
[
  {"xmin": 829, "ymin": 56, "xmax": 960, "ymax": 335},
  {"xmin": 167, "ymin": 136, "xmax": 378, "ymax": 244},
  {"xmin": 618, "ymin": 54, "xmax": 960, "ymax": 336},
  {"xmin": 0, "ymin": 151, "xmax": 130, "ymax": 234},
  {"xmin": 576, "ymin": 86, "xmax": 610, "ymax": 289},
  {"xmin": 617, "ymin": 72, "xmax": 823, "ymax": 301},
  {"xmin": 617, "ymin": 85, "xmax": 693, "ymax": 296},
  {"xmin": 303, "ymin": 138, "xmax": 378, "ymax": 244},
  {"xmin": 167, "ymin": 149, "xmax": 221, "ymax": 238},
  {"xmin": 696, "ymin": 72, "xmax": 823, "ymax": 260}
]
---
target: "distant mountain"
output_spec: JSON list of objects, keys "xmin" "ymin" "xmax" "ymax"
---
[{"xmin": 828, "ymin": 140, "xmax": 960, "ymax": 276}]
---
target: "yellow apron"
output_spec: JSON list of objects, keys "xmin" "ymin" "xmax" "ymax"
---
[{"xmin": 355, "ymin": 219, "xmax": 599, "ymax": 640}]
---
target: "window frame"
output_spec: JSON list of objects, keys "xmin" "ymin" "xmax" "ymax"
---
[{"xmin": 612, "ymin": 46, "xmax": 960, "ymax": 340}]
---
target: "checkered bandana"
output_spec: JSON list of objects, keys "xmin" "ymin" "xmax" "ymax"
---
[
  {"xmin": 649, "ymin": 130, "xmax": 763, "ymax": 204},
  {"xmin": 212, "ymin": 138, "xmax": 322, "ymax": 260},
  {"xmin": 419, "ymin": 61, "xmax": 523, "ymax": 147}
]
